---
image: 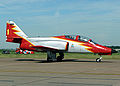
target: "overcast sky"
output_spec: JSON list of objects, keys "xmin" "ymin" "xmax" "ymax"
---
[{"xmin": 0, "ymin": 0, "xmax": 120, "ymax": 49}]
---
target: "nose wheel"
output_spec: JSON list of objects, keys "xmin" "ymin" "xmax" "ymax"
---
[{"xmin": 96, "ymin": 55, "xmax": 102, "ymax": 62}]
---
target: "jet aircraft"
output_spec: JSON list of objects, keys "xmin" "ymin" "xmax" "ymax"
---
[{"xmin": 6, "ymin": 21, "xmax": 117, "ymax": 62}]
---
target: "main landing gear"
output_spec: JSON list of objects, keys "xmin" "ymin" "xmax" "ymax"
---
[
  {"xmin": 57, "ymin": 52, "xmax": 64, "ymax": 62},
  {"xmin": 47, "ymin": 51, "xmax": 64, "ymax": 62},
  {"xmin": 96, "ymin": 55, "xmax": 102, "ymax": 62}
]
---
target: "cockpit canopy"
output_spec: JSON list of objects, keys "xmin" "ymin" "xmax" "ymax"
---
[{"xmin": 64, "ymin": 35, "xmax": 97, "ymax": 44}]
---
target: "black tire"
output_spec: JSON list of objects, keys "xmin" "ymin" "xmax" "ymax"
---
[
  {"xmin": 57, "ymin": 56, "xmax": 63, "ymax": 62},
  {"xmin": 47, "ymin": 58, "xmax": 52, "ymax": 62},
  {"xmin": 96, "ymin": 58, "xmax": 101, "ymax": 62}
]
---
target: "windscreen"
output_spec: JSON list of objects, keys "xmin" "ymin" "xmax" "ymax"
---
[
  {"xmin": 78, "ymin": 36, "xmax": 90, "ymax": 42},
  {"xmin": 65, "ymin": 35, "xmax": 97, "ymax": 44},
  {"xmin": 89, "ymin": 39, "xmax": 97, "ymax": 44}
]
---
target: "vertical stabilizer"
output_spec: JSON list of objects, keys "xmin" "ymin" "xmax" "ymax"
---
[{"xmin": 6, "ymin": 20, "xmax": 28, "ymax": 43}]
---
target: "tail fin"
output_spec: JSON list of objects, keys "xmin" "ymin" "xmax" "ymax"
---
[{"xmin": 6, "ymin": 20, "xmax": 28, "ymax": 43}]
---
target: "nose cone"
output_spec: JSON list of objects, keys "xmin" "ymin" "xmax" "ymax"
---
[
  {"xmin": 95, "ymin": 44, "xmax": 112, "ymax": 55},
  {"xmin": 111, "ymin": 49, "xmax": 118, "ymax": 53}
]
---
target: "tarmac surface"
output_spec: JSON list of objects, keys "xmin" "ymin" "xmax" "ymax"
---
[{"xmin": 0, "ymin": 58, "xmax": 120, "ymax": 86}]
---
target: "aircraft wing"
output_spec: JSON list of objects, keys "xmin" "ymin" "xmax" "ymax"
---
[{"xmin": 32, "ymin": 41, "xmax": 69, "ymax": 51}]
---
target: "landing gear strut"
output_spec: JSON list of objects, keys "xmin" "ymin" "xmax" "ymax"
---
[
  {"xmin": 47, "ymin": 51, "xmax": 64, "ymax": 62},
  {"xmin": 47, "ymin": 51, "xmax": 56, "ymax": 62},
  {"xmin": 96, "ymin": 55, "xmax": 102, "ymax": 62}
]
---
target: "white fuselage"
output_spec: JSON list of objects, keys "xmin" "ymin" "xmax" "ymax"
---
[{"xmin": 27, "ymin": 37, "xmax": 92, "ymax": 53}]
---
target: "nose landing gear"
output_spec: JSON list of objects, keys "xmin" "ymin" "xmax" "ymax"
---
[{"xmin": 96, "ymin": 55, "xmax": 102, "ymax": 62}]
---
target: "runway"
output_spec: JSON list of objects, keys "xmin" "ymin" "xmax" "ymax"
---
[{"xmin": 0, "ymin": 58, "xmax": 120, "ymax": 86}]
